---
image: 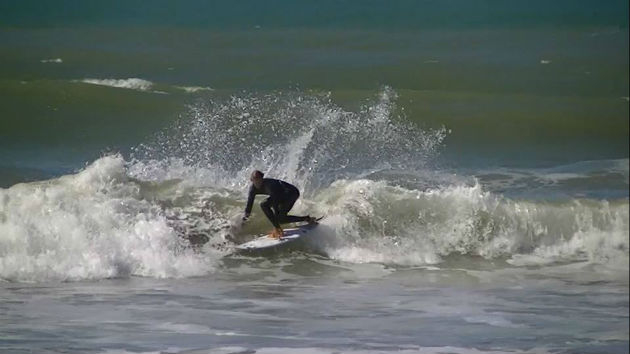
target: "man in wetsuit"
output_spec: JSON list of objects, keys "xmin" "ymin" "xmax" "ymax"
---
[{"xmin": 243, "ymin": 170, "xmax": 315, "ymax": 238}]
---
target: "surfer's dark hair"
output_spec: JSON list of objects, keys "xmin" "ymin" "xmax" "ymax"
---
[{"xmin": 251, "ymin": 170, "xmax": 264, "ymax": 180}]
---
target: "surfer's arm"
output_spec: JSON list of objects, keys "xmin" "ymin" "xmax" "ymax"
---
[{"xmin": 244, "ymin": 185, "xmax": 257, "ymax": 217}]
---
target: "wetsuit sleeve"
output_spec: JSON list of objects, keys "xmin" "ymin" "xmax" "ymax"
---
[{"xmin": 244, "ymin": 185, "xmax": 256, "ymax": 216}]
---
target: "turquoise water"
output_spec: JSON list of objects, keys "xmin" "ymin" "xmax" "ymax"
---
[{"xmin": 0, "ymin": 2, "xmax": 628, "ymax": 354}]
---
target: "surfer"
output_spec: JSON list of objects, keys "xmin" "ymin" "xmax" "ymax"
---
[{"xmin": 243, "ymin": 170, "xmax": 316, "ymax": 238}]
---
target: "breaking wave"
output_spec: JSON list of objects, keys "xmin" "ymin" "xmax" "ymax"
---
[
  {"xmin": 0, "ymin": 88, "xmax": 627, "ymax": 282},
  {"xmin": 0, "ymin": 156, "xmax": 219, "ymax": 282}
]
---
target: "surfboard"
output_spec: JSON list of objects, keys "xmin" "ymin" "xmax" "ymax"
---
[{"xmin": 235, "ymin": 220, "xmax": 320, "ymax": 251}]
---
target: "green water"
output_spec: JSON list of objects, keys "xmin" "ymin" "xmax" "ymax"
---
[{"xmin": 1, "ymin": 26, "xmax": 627, "ymax": 177}]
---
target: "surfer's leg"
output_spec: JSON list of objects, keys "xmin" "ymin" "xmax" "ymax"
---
[
  {"xmin": 275, "ymin": 191, "xmax": 310, "ymax": 224},
  {"xmin": 260, "ymin": 198, "xmax": 280, "ymax": 228}
]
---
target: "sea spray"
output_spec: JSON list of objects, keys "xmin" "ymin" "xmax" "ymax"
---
[{"xmin": 131, "ymin": 87, "xmax": 448, "ymax": 192}]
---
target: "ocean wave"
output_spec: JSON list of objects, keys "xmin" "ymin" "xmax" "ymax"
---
[
  {"xmin": 79, "ymin": 78, "xmax": 155, "ymax": 91},
  {"xmin": 0, "ymin": 155, "xmax": 220, "ymax": 282},
  {"xmin": 307, "ymin": 179, "xmax": 628, "ymax": 267},
  {"xmin": 1, "ymin": 153, "xmax": 626, "ymax": 282},
  {"xmin": 1, "ymin": 88, "xmax": 627, "ymax": 282}
]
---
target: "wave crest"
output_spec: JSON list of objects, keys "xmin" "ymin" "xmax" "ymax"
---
[{"xmin": 309, "ymin": 180, "xmax": 628, "ymax": 267}]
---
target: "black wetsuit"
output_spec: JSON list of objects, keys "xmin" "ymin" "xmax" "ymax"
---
[{"xmin": 244, "ymin": 178, "xmax": 308, "ymax": 228}]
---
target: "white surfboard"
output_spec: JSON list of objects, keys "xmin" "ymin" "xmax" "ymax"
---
[{"xmin": 235, "ymin": 222, "xmax": 319, "ymax": 251}]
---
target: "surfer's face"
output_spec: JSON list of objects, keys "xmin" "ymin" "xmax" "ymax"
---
[{"xmin": 251, "ymin": 176, "xmax": 263, "ymax": 188}]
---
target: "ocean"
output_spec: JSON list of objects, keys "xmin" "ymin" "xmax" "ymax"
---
[{"xmin": 0, "ymin": 1, "xmax": 628, "ymax": 353}]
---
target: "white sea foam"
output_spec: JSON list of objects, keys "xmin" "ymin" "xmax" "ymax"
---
[
  {"xmin": 40, "ymin": 58, "xmax": 63, "ymax": 63},
  {"xmin": 176, "ymin": 85, "xmax": 214, "ymax": 93},
  {"xmin": 306, "ymin": 179, "xmax": 628, "ymax": 267},
  {"xmin": 0, "ymin": 155, "xmax": 219, "ymax": 282},
  {"xmin": 80, "ymin": 78, "xmax": 155, "ymax": 91}
]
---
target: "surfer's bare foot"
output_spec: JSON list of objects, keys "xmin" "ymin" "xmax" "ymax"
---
[
  {"xmin": 306, "ymin": 216, "xmax": 318, "ymax": 224},
  {"xmin": 270, "ymin": 227, "xmax": 284, "ymax": 239}
]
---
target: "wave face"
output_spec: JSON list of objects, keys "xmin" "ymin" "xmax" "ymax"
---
[{"xmin": 1, "ymin": 88, "xmax": 627, "ymax": 282}]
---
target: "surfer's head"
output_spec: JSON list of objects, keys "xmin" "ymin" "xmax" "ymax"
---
[{"xmin": 250, "ymin": 170, "xmax": 264, "ymax": 188}]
